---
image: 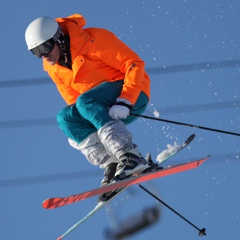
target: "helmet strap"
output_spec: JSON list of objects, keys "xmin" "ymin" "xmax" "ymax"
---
[{"xmin": 57, "ymin": 33, "xmax": 68, "ymax": 63}]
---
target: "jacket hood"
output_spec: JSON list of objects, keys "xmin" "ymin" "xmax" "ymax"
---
[{"xmin": 56, "ymin": 14, "xmax": 86, "ymax": 33}]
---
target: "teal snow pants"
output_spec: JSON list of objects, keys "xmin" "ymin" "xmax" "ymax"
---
[{"xmin": 57, "ymin": 80, "xmax": 148, "ymax": 144}]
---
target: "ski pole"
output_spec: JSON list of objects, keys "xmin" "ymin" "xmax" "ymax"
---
[
  {"xmin": 138, "ymin": 184, "xmax": 206, "ymax": 237},
  {"xmin": 132, "ymin": 113, "xmax": 240, "ymax": 137}
]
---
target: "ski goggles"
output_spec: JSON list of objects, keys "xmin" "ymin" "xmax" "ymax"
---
[{"xmin": 31, "ymin": 39, "xmax": 55, "ymax": 58}]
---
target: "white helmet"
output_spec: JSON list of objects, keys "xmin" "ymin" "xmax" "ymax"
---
[{"xmin": 25, "ymin": 16, "xmax": 62, "ymax": 50}]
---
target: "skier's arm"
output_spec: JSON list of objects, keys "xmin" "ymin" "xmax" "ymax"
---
[
  {"xmin": 91, "ymin": 29, "xmax": 145, "ymax": 105},
  {"xmin": 47, "ymin": 71, "xmax": 80, "ymax": 105}
]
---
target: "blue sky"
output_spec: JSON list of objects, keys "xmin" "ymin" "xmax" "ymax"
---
[{"xmin": 1, "ymin": 1, "xmax": 240, "ymax": 240}]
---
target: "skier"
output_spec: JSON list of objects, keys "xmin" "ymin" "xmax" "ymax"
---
[{"xmin": 25, "ymin": 14, "xmax": 154, "ymax": 190}]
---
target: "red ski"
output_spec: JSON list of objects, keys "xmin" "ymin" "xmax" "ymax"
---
[{"xmin": 43, "ymin": 154, "xmax": 211, "ymax": 210}]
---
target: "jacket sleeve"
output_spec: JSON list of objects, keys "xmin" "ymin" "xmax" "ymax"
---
[{"xmin": 90, "ymin": 29, "xmax": 146, "ymax": 105}]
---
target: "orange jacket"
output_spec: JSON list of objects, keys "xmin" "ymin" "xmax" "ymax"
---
[{"xmin": 43, "ymin": 14, "xmax": 150, "ymax": 105}]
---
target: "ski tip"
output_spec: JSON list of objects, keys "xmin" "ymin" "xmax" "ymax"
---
[
  {"xmin": 42, "ymin": 197, "xmax": 62, "ymax": 209},
  {"xmin": 198, "ymin": 154, "xmax": 212, "ymax": 165},
  {"xmin": 186, "ymin": 133, "xmax": 196, "ymax": 144},
  {"xmin": 42, "ymin": 199, "xmax": 50, "ymax": 209},
  {"xmin": 206, "ymin": 153, "xmax": 212, "ymax": 158}
]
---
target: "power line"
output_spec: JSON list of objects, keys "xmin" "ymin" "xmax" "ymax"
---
[
  {"xmin": 147, "ymin": 59, "xmax": 240, "ymax": 75},
  {"xmin": 0, "ymin": 59, "xmax": 239, "ymax": 88},
  {"xmin": 0, "ymin": 77, "xmax": 50, "ymax": 88},
  {"xmin": 0, "ymin": 169, "xmax": 101, "ymax": 188},
  {"xmin": 0, "ymin": 118, "xmax": 56, "ymax": 128},
  {"xmin": 0, "ymin": 100, "xmax": 238, "ymax": 129},
  {"xmin": 0, "ymin": 153, "xmax": 238, "ymax": 188},
  {"xmin": 150, "ymin": 100, "xmax": 240, "ymax": 115}
]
